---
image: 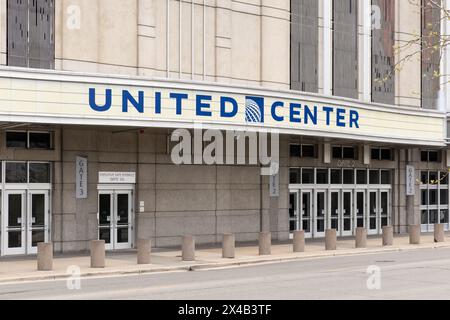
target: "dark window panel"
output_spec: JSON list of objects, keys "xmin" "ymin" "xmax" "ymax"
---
[
  {"xmin": 357, "ymin": 170, "xmax": 367, "ymax": 184},
  {"xmin": 29, "ymin": 132, "xmax": 52, "ymax": 149},
  {"xmin": 302, "ymin": 169, "xmax": 315, "ymax": 184},
  {"xmin": 421, "ymin": 151, "xmax": 429, "ymax": 162},
  {"xmin": 290, "ymin": 168, "xmax": 301, "ymax": 184},
  {"xmin": 332, "ymin": 147, "xmax": 342, "ymax": 159},
  {"xmin": 440, "ymin": 172, "xmax": 448, "ymax": 185},
  {"xmin": 29, "ymin": 163, "xmax": 51, "ymax": 183},
  {"xmin": 428, "ymin": 151, "xmax": 440, "ymax": 163},
  {"xmin": 331, "ymin": 169, "xmax": 342, "ymax": 184},
  {"xmin": 371, "ymin": 148, "xmax": 380, "ymax": 160},
  {"xmin": 301, "ymin": 145, "xmax": 316, "ymax": 158},
  {"xmin": 6, "ymin": 162, "xmax": 27, "ymax": 183},
  {"xmin": 343, "ymin": 147, "xmax": 356, "ymax": 159},
  {"xmin": 381, "ymin": 170, "xmax": 391, "ymax": 184},
  {"xmin": 316, "ymin": 169, "xmax": 329, "ymax": 184},
  {"xmin": 369, "ymin": 170, "xmax": 380, "ymax": 184},
  {"xmin": 380, "ymin": 148, "xmax": 393, "ymax": 161},
  {"xmin": 6, "ymin": 131, "xmax": 27, "ymax": 148},
  {"xmin": 343, "ymin": 169, "xmax": 354, "ymax": 184},
  {"xmin": 290, "ymin": 144, "xmax": 301, "ymax": 157}
]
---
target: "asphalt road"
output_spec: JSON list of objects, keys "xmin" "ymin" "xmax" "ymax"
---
[{"xmin": 1, "ymin": 247, "xmax": 450, "ymax": 300}]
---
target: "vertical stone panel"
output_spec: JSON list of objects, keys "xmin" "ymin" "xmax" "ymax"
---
[{"xmin": 138, "ymin": 0, "xmax": 156, "ymax": 76}]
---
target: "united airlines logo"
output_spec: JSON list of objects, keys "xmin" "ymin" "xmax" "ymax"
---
[{"xmin": 245, "ymin": 97, "xmax": 265, "ymax": 124}]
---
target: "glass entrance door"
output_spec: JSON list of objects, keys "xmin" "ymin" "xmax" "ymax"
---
[
  {"xmin": 355, "ymin": 191, "xmax": 365, "ymax": 228},
  {"xmin": 380, "ymin": 190, "xmax": 390, "ymax": 230},
  {"xmin": 289, "ymin": 191, "xmax": 299, "ymax": 233},
  {"xmin": 301, "ymin": 190, "xmax": 313, "ymax": 238},
  {"xmin": 315, "ymin": 190, "xmax": 327, "ymax": 237},
  {"xmin": 27, "ymin": 191, "xmax": 49, "ymax": 254},
  {"xmin": 98, "ymin": 190, "xmax": 133, "ymax": 250},
  {"xmin": 368, "ymin": 191, "xmax": 378, "ymax": 235},
  {"xmin": 329, "ymin": 191, "xmax": 340, "ymax": 232},
  {"xmin": 342, "ymin": 191, "xmax": 353, "ymax": 236},
  {"xmin": 2, "ymin": 190, "xmax": 49, "ymax": 255},
  {"xmin": 3, "ymin": 191, "xmax": 26, "ymax": 255}
]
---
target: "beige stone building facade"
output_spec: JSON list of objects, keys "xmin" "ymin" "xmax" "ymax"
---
[{"xmin": 0, "ymin": 0, "xmax": 448, "ymax": 255}]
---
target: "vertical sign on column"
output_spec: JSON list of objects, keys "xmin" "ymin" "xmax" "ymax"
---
[
  {"xmin": 406, "ymin": 165, "xmax": 415, "ymax": 196},
  {"xmin": 270, "ymin": 174, "xmax": 279, "ymax": 197},
  {"xmin": 76, "ymin": 156, "xmax": 88, "ymax": 199}
]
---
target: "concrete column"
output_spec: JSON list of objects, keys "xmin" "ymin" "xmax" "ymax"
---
[
  {"xmin": 182, "ymin": 235, "xmax": 195, "ymax": 261},
  {"xmin": 409, "ymin": 225, "xmax": 421, "ymax": 244},
  {"xmin": 434, "ymin": 224, "xmax": 445, "ymax": 243},
  {"xmin": 355, "ymin": 228, "xmax": 367, "ymax": 248},
  {"xmin": 293, "ymin": 230, "xmax": 305, "ymax": 252},
  {"xmin": 37, "ymin": 242, "xmax": 53, "ymax": 271},
  {"xmin": 325, "ymin": 229, "xmax": 337, "ymax": 251},
  {"xmin": 90, "ymin": 240, "xmax": 106, "ymax": 268},
  {"xmin": 222, "ymin": 234, "xmax": 235, "ymax": 259},
  {"xmin": 137, "ymin": 239, "xmax": 151, "ymax": 264},
  {"xmin": 259, "ymin": 232, "xmax": 271, "ymax": 255},
  {"xmin": 382, "ymin": 226, "xmax": 394, "ymax": 246}
]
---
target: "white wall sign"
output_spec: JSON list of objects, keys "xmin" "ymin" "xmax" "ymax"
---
[
  {"xmin": 406, "ymin": 165, "xmax": 415, "ymax": 196},
  {"xmin": 270, "ymin": 174, "xmax": 279, "ymax": 197},
  {"xmin": 76, "ymin": 156, "xmax": 88, "ymax": 199},
  {"xmin": 99, "ymin": 172, "xmax": 136, "ymax": 184}
]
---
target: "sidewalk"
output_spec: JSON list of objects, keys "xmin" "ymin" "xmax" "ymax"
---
[{"xmin": 0, "ymin": 233, "xmax": 448, "ymax": 284}]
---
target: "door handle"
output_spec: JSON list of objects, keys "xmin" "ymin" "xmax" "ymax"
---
[
  {"xmin": 17, "ymin": 217, "xmax": 22, "ymax": 224},
  {"xmin": 31, "ymin": 217, "xmax": 36, "ymax": 224},
  {"xmin": 106, "ymin": 216, "xmax": 111, "ymax": 222}
]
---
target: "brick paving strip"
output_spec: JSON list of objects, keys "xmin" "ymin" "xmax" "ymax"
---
[{"xmin": 0, "ymin": 234, "xmax": 448, "ymax": 284}]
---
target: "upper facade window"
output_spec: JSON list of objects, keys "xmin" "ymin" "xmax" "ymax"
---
[
  {"xmin": 7, "ymin": 0, "xmax": 55, "ymax": 69},
  {"xmin": 421, "ymin": 150, "xmax": 441, "ymax": 163},
  {"xmin": 332, "ymin": 146, "xmax": 358, "ymax": 160},
  {"xmin": 290, "ymin": 0, "xmax": 319, "ymax": 93},
  {"xmin": 371, "ymin": 0, "xmax": 395, "ymax": 105},
  {"xmin": 333, "ymin": 0, "xmax": 358, "ymax": 99},
  {"xmin": 421, "ymin": 0, "xmax": 441, "ymax": 110},
  {"xmin": 289, "ymin": 144, "xmax": 317, "ymax": 158},
  {"xmin": 6, "ymin": 131, "xmax": 53, "ymax": 150},
  {"xmin": 371, "ymin": 148, "xmax": 394, "ymax": 161}
]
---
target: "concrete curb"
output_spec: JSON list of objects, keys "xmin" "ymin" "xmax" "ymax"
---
[{"xmin": 0, "ymin": 242, "xmax": 449, "ymax": 284}]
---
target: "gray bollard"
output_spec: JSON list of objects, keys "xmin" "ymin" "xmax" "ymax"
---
[
  {"xmin": 434, "ymin": 224, "xmax": 445, "ymax": 243},
  {"xmin": 259, "ymin": 232, "xmax": 271, "ymax": 255},
  {"xmin": 382, "ymin": 226, "xmax": 394, "ymax": 246},
  {"xmin": 325, "ymin": 229, "xmax": 337, "ymax": 251},
  {"xmin": 222, "ymin": 234, "xmax": 235, "ymax": 259},
  {"xmin": 355, "ymin": 228, "xmax": 367, "ymax": 248},
  {"xmin": 409, "ymin": 225, "xmax": 421, "ymax": 244},
  {"xmin": 182, "ymin": 235, "xmax": 195, "ymax": 261},
  {"xmin": 90, "ymin": 240, "xmax": 106, "ymax": 268},
  {"xmin": 137, "ymin": 239, "xmax": 152, "ymax": 264},
  {"xmin": 293, "ymin": 230, "xmax": 305, "ymax": 253},
  {"xmin": 37, "ymin": 242, "xmax": 53, "ymax": 271}
]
